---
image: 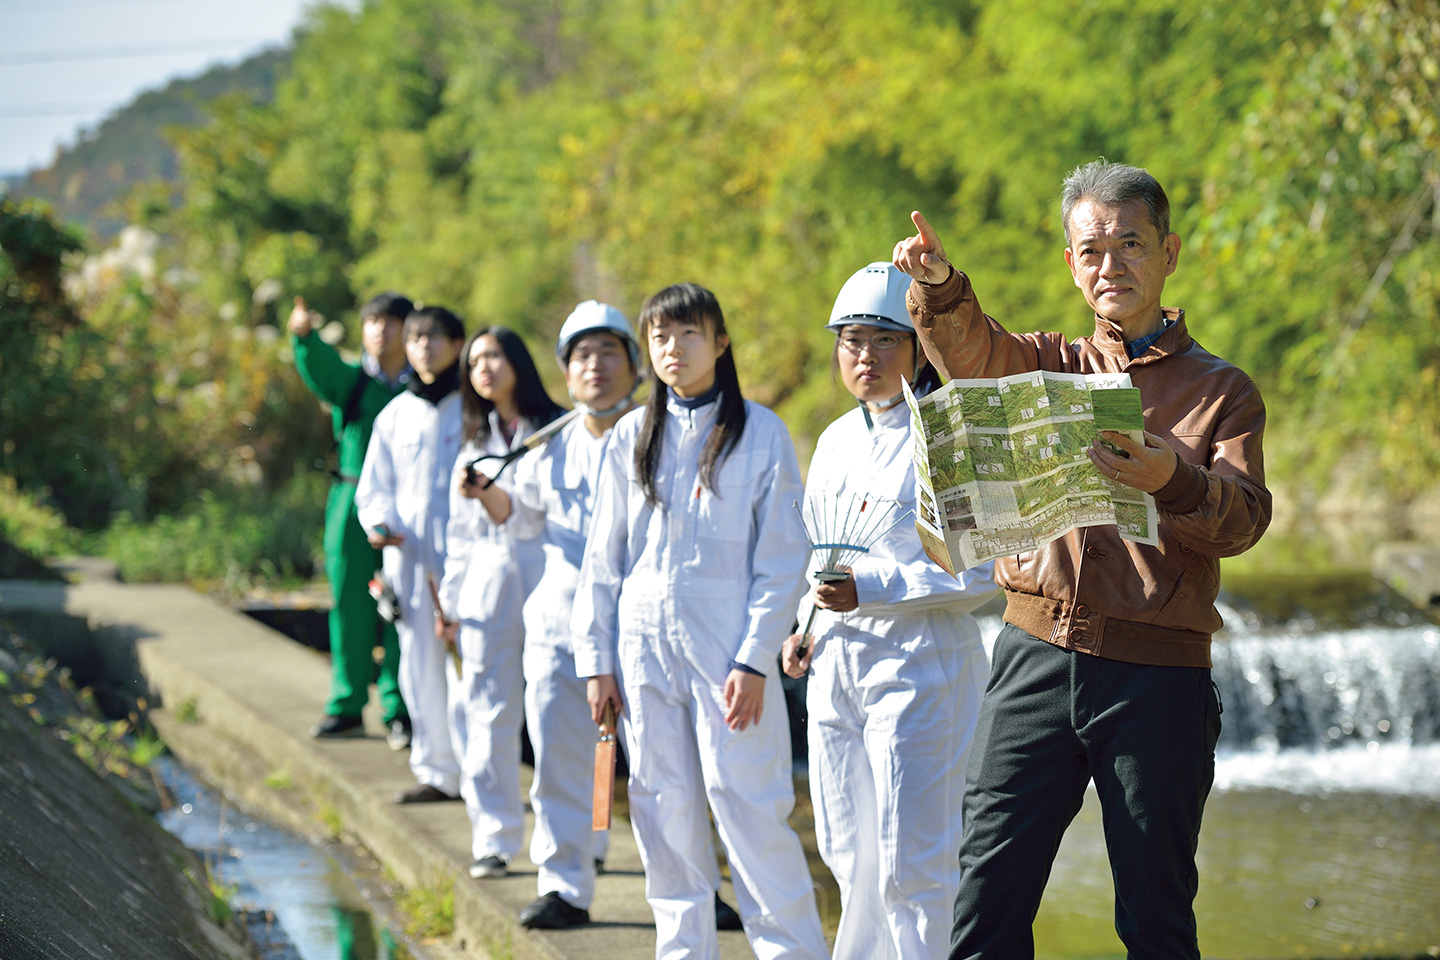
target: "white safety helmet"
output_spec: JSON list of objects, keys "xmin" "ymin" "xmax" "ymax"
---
[
  {"xmin": 826, "ymin": 261, "xmax": 915, "ymax": 334},
  {"xmin": 555, "ymin": 300, "xmax": 640, "ymax": 369}
]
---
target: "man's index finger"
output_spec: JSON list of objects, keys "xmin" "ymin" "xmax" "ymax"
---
[{"xmin": 912, "ymin": 210, "xmax": 938, "ymax": 247}]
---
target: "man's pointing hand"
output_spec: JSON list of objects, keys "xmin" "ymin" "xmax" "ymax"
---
[{"xmin": 892, "ymin": 210, "xmax": 952, "ymax": 284}]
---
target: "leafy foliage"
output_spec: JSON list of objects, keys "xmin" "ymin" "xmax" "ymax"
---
[
  {"xmin": 0, "ymin": 474, "xmax": 82, "ymax": 561},
  {"xmin": 1188, "ymin": 0, "xmax": 1440, "ymax": 504},
  {"xmin": 94, "ymin": 474, "xmax": 326, "ymax": 593},
  {"xmin": 1, "ymin": 197, "xmax": 329, "ymax": 584},
  {"xmin": 4, "ymin": 0, "xmax": 1439, "ymax": 577}
]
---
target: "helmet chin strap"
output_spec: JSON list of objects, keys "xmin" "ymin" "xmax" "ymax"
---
[
  {"xmin": 857, "ymin": 357, "xmax": 922, "ymax": 432},
  {"xmin": 858, "ymin": 392, "xmax": 904, "ymax": 433},
  {"xmin": 573, "ymin": 391, "xmax": 635, "ymax": 418}
]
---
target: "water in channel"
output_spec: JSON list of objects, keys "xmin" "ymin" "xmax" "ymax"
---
[{"xmin": 154, "ymin": 756, "xmax": 418, "ymax": 960}]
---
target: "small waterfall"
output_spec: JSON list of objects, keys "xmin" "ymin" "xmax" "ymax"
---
[
  {"xmin": 1210, "ymin": 585, "xmax": 1440, "ymax": 794},
  {"xmin": 1213, "ymin": 623, "xmax": 1440, "ymax": 751}
]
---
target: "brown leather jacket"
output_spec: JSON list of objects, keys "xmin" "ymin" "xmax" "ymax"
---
[{"xmin": 907, "ymin": 268, "xmax": 1270, "ymax": 668}]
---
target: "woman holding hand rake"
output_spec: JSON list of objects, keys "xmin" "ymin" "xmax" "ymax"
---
[{"xmin": 782, "ymin": 262, "xmax": 997, "ymax": 960}]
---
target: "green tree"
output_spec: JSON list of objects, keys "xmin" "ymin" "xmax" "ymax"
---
[
  {"xmin": 40, "ymin": 0, "xmax": 1433, "ymax": 578},
  {"xmin": 1190, "ymin": 0, "xmax": 1440, "ymax": 500},
  {"xmin": 0, "ymin": 199, "xmax": 115, "ymax": 525}
]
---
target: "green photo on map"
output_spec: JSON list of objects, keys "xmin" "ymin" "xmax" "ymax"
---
[
  {"xmin": 1001, "ymin": 376, "xmax": 1048, "ymax": 424},
  {"xmin": 1091, "ymin": 386, "xmax": 1143, "ymax": 432},
  {"xmin": 1115, "ymin": 501, "xmax": 1152, "ymax": 538},
  {"xmin": 1045, "ymin": 378, "xmax": 1091, "ymax": 416},
  {"xmin": 957, "ymin": 385, "xmax": 1007, "ymax": 428},
  {"xmin": 968, "ymin": 432, "xmax": 1013, "ymax": 481},
  {"xmin": 1055, "ymin": 418, "xmax": 1098, "ymax": 457}
]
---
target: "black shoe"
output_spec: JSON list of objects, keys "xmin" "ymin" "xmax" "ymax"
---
[
  {"xmin": 714, "ymin": 892, "xmax": 743, "ymax": 931},
  {"xmin": 310, "ymin": 714, "xmax": 364, "ymax": 739},
  {"xmin": 393, "ymin": 784, "xmax": 460, "ymax": 804},
  {"xmin": 469, "ymin": 855, "xmax": 508, "ymax": 879},
  {"xmin": 594, "ymin": 858, "xmax": 606, "ymax": 875},
  {"xmin": 518, "ymin": 891, "xmax": 589, "ymax": 929},
  {"xmin": 386, "ymin": 717, "xmax": 412, "ymax": 751}
]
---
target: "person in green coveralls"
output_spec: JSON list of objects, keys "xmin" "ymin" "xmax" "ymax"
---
[{"xmin": 288, "ymin": 291, "xmax": 415, "ymax": 747}]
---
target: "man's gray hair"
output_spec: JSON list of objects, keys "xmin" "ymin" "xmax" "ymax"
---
[{"xmin": 1060, "ymin": 160, "xmax": 1170, "ymax": 247}]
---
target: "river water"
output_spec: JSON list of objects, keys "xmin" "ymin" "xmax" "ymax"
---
[{"xmin": 155, "ymin": 756, "xmax": 421, "ymax": 960}]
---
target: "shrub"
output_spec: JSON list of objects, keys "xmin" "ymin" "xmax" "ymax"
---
[
  {"xmin": 0, "ymin": 474, "xmax": 83, "ymax": 559},
  {"xmin": 94, "ymin": 471, "xmax": 326, "ymax": 594}
]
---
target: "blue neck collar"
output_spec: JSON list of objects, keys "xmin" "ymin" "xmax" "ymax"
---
[{"xmin": 668, "ymin": 381, "xmax": 721, "ymax": 410}]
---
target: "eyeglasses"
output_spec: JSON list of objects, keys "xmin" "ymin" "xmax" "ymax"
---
[{"xmin": 837, "ymin": 332, "xmax": 911, "ymax": 355}]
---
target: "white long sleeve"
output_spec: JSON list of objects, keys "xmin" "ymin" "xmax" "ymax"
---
[
  {"xmin": 569, "ymin": 423, "xmax": 630, "ymax": 678},
  {"xmin": 797, "ymin": 403, "xmax": 997, "ymax": 631},
  {"xmin": 356, "ymin": 405, "xmax": 403, "ymax": 537},
  {"xmin": 734, "ymin": 419, "xmax": 810, "ymax": 670},
  {"xmin": 571, "ymin": 397, "xmax": 810, "ymax": 682},
  {"xmin": 353, "ymin": 390, "xmax": 463, "ymax": 593}
]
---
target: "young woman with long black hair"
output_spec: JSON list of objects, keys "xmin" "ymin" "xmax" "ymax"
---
[
  {"xmin": 437, "ymin": 326, "xmax": 563, "ymax": 880},
  {"xmin": 572, "ymin": 284, "xmax": 827, "ymax": 960}
]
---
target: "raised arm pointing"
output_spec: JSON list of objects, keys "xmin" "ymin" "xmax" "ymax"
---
[
  {"xmin": 287, "ymin": 295, "xmax": 318, "ymax": 337},
  {"xmin": 892, "ymin": 210, "xmax": 952, "ymax": 284}
]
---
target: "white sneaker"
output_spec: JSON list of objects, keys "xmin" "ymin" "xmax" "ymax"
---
[{"xmin": 386, "ymin": 718, "xmax": 411, "ymax": 751}]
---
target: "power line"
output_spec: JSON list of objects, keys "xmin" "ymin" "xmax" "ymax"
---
[
  {"xmin": 0, "ymin": 102, "xmax": 113, "ymax": 118},
  {"xmin": 0, "ymin": 0, "xmax": 193, "ymax": 10},
  {"xmin": 0, "ymin": 38, "xmax": 274, "ymax": 67}
]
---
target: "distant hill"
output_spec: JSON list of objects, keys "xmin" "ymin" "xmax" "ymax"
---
[{"xmin": 6, "ymin": 48, "xmax": 290, "ymax": 240}]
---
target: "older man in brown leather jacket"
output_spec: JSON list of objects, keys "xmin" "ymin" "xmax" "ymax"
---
[{"xmin": 893, "ymin": 160, "xmax": 1270, "ymax": 960}]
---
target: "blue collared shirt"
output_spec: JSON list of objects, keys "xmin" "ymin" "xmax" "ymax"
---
[{"xmin": 1125, "ymin": 318, "xmax": 1174, "ymax": 359}]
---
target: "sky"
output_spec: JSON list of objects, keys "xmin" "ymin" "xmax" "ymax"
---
[{"xmin": 0, "ymin": 0, "xmax": 356, "ymax": 176}]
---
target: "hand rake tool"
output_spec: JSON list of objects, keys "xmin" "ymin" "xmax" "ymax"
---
[
  {"xmin": 792, "ymin": 491, "xmax": 913, "ymax": 658},
  {"xmin": 463, "ymin": 406, "xmax": 584, "ymax": 486}
]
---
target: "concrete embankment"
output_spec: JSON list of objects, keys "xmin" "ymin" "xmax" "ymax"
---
[
  {"xmin": 0, "ymin": 572, "xmax": 756, "ymax": 960},
  {"xmin": 0, "ymin": 640, "xmax": 251, "ymax": 960}
]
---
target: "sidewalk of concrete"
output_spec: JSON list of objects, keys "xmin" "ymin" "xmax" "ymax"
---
[{"xmin": 0, "ymin": 574, "xmax": 763, "ymax": 960}]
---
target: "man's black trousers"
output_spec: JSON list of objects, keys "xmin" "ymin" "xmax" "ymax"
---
[{"xmin": 950, "ymin": 623, "xmax": 1222, "ymax": 960}]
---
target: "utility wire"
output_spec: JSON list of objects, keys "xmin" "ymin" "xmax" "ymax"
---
[
  {"xmin": 0, "ymin": 0, "xmax": 193, "ymax": 9},
  {"xmin": 0, "ymin": 102, "xmax": 113, "ymax": 118},
  {"xmin": 0, "ymin": 38, "xmax": 273, "ymax": 67}
]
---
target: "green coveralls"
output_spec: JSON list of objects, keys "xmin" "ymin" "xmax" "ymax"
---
[{"xmin": 292, "ymin": 330, "xmax": 407, "ymax": 724}]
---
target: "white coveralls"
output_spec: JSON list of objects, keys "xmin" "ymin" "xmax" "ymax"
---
[
  {"xmin": 504, "ymin": 418, "xmax": 611, "ymax": 909},
  {"xmin": 438, "ymin": 414, "xmax": 544, "ymax": 862},
  {"xmin": 800, "ymin": 400, "xmax": 997, "ymax": 960},
  {"xmin": 356, "ymin": 388, "xmax": 464, "ymax": 795},
  {"xmin": 572, "ymin": 395, "xmax": 828, "ymax": 960}
]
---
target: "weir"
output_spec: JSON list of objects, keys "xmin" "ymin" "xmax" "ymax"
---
[
  {"xmin": 1208, "ymin": 582, "xmax": 1440, "ymax": 797},
  {"xmin": 1214, "ymin": 615, "xmax": 1440, "ymax": 750}
]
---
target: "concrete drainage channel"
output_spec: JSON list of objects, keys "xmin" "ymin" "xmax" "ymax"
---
[
  {"xmin": 154, "ymin": 754, "xmax": 419, "ymax": 960},
  {"xmin": 0, "ymin": 573, "xmax": 433, "ymax": 960},
  {"xmin": 0, "ymin": 569, "xmax": 751, "ymax": 960}
]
